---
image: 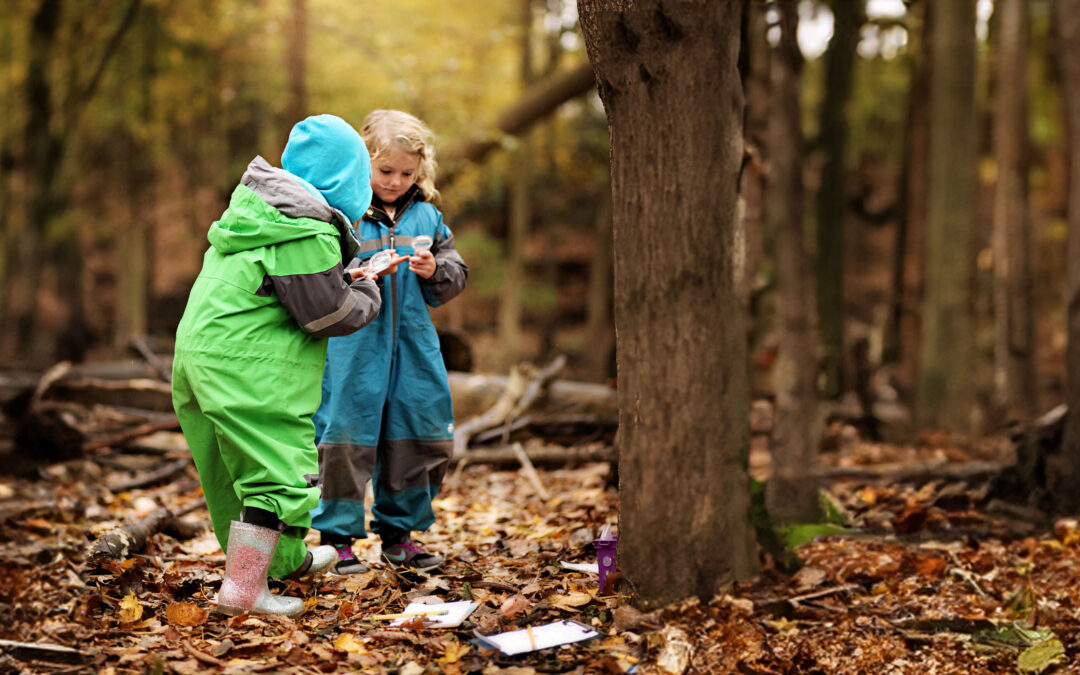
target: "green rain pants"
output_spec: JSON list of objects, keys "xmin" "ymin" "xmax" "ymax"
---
[{"xmin": 172, "ymin": 351, "xmax": 322, "ymax": 580}]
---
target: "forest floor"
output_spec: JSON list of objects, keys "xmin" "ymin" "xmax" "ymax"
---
[{"xmin": 0, "ymin": 428, "xmax": 1077, "ymax": 675}]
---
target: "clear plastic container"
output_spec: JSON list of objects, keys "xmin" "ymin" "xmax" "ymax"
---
[
  {"xmin": 412, "ymin": 235, "xmax": 433, "ymax": 253},
  {"xmin": 363, "ymin": 250, "xmax": 394, "ymax": 274}
]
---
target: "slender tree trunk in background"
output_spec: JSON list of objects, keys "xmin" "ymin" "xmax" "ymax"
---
[
  {"xmin": 740, "ymin": 1, "xmax": 769, "ymax": 365},
  {"xmin": 116, "ymin": 8, "xmax": 160, "ymax": 353},
  {"xmin": 0, "ymin": 12, "xmax": 13, "ymax": 341},
  {"xmin": 1050, "ymin": 0, "xmax": 1080, "ymax": 512},
  {"xmin": 286, "ymin": 0, "xmax": 307, "ymax": 127},
  {"xmin": 886, "ymin": 0, "xmax": 931, "ymax": 407},
  {"xmin": 584, "ymin": 183, "xmax": 613, "ymax": 382},
  {"xmin": 918, "ymin": 0, "xmax": 977, "ymax": 430},
  {"xmin": 538, "ymin": 0, "xmax": 564, "ymax": 361},
  {"xmin": 579, "ymin": 0, "xmax": 758, "ymax": 608},
  {"xmin": 15, "ymin": 1, "xmax": 63, "ymax": 365},
  {"xmin": 815, "ymin": 0, "xmax": 862, "ymax": 400},
  {"xmin": 498, "ymin": 0, "xmax": 535, "ymax": 359},
  {"xmin": 8, "ymin": 0, "xmax": 140, "ymax": 365},
  {"xmin": 764, "ymin": 0, "xmax": 821, "ymax": 526},
  {"xmin": 991, "ymin": 0, "xmax": 1036, "ymax": 422}
]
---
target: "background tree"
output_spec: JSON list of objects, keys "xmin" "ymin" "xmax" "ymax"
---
[
  {"xmin": 579, "ymin": 0, "xmax": 758, "ymax": 607},
  {"xmin": 917, "ymin": 0, "xmax": 978, "ymax": 430},
  {"xmin": 1050, "ymin": 0, "xmax": 1080, "ymax": 512},
  {"xmin": 765, "ymin": 0, "xmax": 821, "ymax": 525},
  {"xmin": 886, "ymin": 0, "xmax": 931, "ymax": 406},
  {"xmin": 815, "ymin": 0, "xmax": 863, "ymax": 400},
  {"xmin": 992, "ymin": 0, "xmax": 1037, "ymax": 422}
]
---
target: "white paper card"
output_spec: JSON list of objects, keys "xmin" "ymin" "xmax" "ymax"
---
[
  {"xmin": 390, "ymin": 600, "xmax": 478, "ymax": 628},
  {"xmin": 473, "ymin": 620, "xmax": 600, "ymax": 655},
  {"xmin": 559, "ymin": 560, "xmax": 600, "ymax": 574}
]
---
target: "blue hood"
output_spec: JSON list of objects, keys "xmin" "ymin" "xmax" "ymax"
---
[{"xmin": 281, "ymin": 114, "xmax": 372, "ymax": 224}]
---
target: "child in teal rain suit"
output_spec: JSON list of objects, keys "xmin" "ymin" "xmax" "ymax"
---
[
  {"xmin": 312, "ymin": 110, "xmax": 468, "ymax": 574},
  {"xmin": 171, "ymin": 114, "xmax": 400, "ymax": 616}
]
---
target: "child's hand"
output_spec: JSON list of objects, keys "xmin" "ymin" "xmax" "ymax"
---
[
  {"xmin": 347, "ymin": 267, "xmax": 377, "ymax": 283},
  {"xmin": 409, "ymin": 250, "xmax": 436, "ymax": 279},
  {"xmin": 378, "ymin": 254, "xmax": 411, "ymax": 277}
]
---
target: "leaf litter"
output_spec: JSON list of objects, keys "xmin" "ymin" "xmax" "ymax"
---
[{"xmin": 1, "ymin": 434, "xmax": 1080, "ymax": 674}]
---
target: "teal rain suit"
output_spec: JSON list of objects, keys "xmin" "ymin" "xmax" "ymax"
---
[
  {"xmin": 312, "ymin": 184, "xmax": 468, "ymax": 541},
  {"xmin": 172, "ymin": 115, "xmax": 381, "ymax": 579}
]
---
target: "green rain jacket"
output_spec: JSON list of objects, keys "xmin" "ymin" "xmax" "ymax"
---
[{"xmin": 172, "ymin": 155, "xmax": 381, "ymax": 578}]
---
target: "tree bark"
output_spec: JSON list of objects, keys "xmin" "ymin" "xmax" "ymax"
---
[
  {"xmin": 917, "ymin": 0, "xmax": 978, "ymax": 430},
  {"xmin": 886, "ymin": 0, "xmax": 932, "ymax": 405},
  {"xmin": 584, "ymin": 182, "xmax": 614, "ymax": 381},
  {"xmin": 579, "ymin": 0, "xmax": 758, "ymax": 608},
  {"xmin": 814, "ymin": 0, "xmax": 863, "ymax": 400},
  {"xmin": 1050, "ymin": 0, "xmax": 1080, "ymax": 512},
  {"xmin": 991, "ymin": 0, "xmax": 1037, "ymax": 422},
  {"xmin": 764, "ymin": 0, "xmax": 821, "ymax": 525}
]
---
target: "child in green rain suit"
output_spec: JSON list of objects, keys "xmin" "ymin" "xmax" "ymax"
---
[{"xmin": 171, "ymin": 114, "xmax": 401, "ymax": 616}]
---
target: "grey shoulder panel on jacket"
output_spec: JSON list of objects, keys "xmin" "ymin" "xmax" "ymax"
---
[{"xmin": 241, "ymin": 156, "xmax": 337, "ymax": 223}]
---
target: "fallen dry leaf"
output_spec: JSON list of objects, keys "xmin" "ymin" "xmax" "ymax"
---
[
  {"xmin": 165, "ymin": 601, "xmax": 208, "ymax": 627},
  {"xmin": 117, "ymin": 592, "xmax": 143, "ymax": 624}
]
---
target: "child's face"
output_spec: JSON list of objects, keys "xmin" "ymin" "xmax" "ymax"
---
[{"xmin": 371, "ymin": 147, "xmax": 420, "ymax": 204}]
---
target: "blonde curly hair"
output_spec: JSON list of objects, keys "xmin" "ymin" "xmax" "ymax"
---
[{"xmin": 361, "ymin": 109, "xmax": 440, "ymax": 205}]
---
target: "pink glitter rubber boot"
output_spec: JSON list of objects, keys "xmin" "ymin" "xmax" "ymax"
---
[{"xmin": 216, "ymin": 521, "xmax": 304, "ymax": 617}]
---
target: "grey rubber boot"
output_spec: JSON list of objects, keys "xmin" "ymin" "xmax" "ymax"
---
[{"xmin": 217, "ymin": 521, "xmax": 305, "ymax": 617}]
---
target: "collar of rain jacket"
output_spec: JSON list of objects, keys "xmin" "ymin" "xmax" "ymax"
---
[{"xmin": 364, "ymin": 184, "xmax": 424, "ymax": 228}]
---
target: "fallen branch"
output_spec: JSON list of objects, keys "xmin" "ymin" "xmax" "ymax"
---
[
  {"xmin": 106, "ymin": 456, "xmax": 192, "ymax": 492},
  {"xmin": 817, "ymin": 460, "xmax": 1005, "ymax": 484},
  {"xmin": 86, "ymin": 498, "xmax": 206, "ymax": 560},
  {"xmin": 129, "ymin": 335, "xmax": 172, "ymax": 383},
  {"xmin": 83, "ymin": 415, "xmax": 181, "ymax": 452},
  {"xmin": 452, "ymin": 367, "xmax": 530, "ymax": 459},
  {"xmin": 453, "ymin": 356, "xmax": 568, "ymax": 461},
  {"xmin": 0, "ymin": 639, "xmax": 89, "ymax": 665},
  {"xmin": 512, "ymin": 443, "xmax": 550, "ymax": 500}
]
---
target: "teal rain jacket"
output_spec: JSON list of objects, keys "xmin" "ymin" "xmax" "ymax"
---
[
  {"xmin": 172, "ymin": 115, "xmax": 381, "ymax": 579},
  {"xmin": 312, "ymin": 185, "xmax": 468, "ymax": 540}
]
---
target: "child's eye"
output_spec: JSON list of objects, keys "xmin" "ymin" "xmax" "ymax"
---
[{"xmin": 380, "ymin": 169, "xmax": 391, "ymax": 174}]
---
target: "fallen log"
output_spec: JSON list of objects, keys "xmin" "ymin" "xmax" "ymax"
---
[
  {"xmin": 448, "ymin": 370, "xmax": 616, "ymax": 420},
  {"xmin": 86, "ymin": 498, "xmax": 206, "ymax": 560},
  {"xmin": 453, "ymin": 443, "xmax": 616, "ymax": 468},
  {"xmin": 51, "ymin": 377, "xmax": 174, "ymax": 412}
]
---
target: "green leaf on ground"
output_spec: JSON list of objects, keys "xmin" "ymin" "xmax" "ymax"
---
[{"xmin": 1016, "ymin": 638, "xmax": 1065, "ymax": 674}]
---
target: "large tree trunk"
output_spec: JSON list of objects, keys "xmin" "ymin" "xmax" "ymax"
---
[
  {"xmin": 765, "ymin": 0, "xmax": 821, "ymax": 525},
  {"xmin": 886, "ymin": 0, "xmax": 932, "ymax": 406},
  {"xmin": 991, "ymin": 0, "xmax": 1037, "ymax": 422},
  {"xmin": 917, "ymin": 0, "xmax": 978, "ymax": 430},
  {"xmin": 814, "ymin": 0, "xmax": 862, "ymax": 400},
  {"xmin": 579, "ymin": 0, "xmax": 758, "ymax": 608},
  {"xmin": 1049, "ymin": 0, "xmax": 1080, "ymax": 512}
]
